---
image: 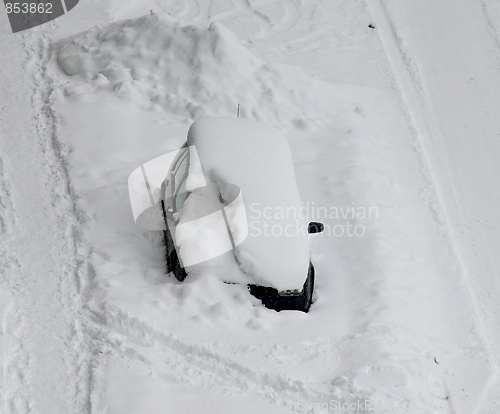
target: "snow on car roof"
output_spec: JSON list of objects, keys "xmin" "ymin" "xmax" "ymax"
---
[{"xmin": 185, "ymin": 117, "xmax": 310, "ymax": 291}]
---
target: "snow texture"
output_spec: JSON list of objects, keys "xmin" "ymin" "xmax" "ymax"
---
[
  {"xmin": 56, "ymin": 13, "xmax": 341, "ymax": 130},
  {"xmin": 0, "ymin": 0, "xmax": 498, "ymax": 412},
  {"xmin": 184, "ymin": 116, "xmax": 309, "ymax": 290}
]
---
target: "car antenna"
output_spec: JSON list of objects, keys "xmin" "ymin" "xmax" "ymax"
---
[{"xmin": 237, "ymin": 103, "xmax": 240, "ymax": 118}]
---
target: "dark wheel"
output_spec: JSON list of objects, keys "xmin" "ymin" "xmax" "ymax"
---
[
  {"xmin": 248, "ymin": 262, "xmax": 315, "ymax": 313},
  {"xmin": 163, "ymin": 230, "xmax": 187, "ymax": 282},
  {"xmin": 170, "ymin": 248, "xmax": 187, "ymax": 282}
]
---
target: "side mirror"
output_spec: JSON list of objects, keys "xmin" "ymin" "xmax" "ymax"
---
[{"xmin": 308, "ymin": 222, "xmax": 324, "ymax": 234}]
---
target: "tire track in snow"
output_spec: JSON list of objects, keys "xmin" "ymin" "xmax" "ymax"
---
[
  {"xmin": 0, "ymin": 33, "xmax": 36, "ymax": 414},
  {"xmin": 468, "ymin": 3, "xmax": 500, "ymax": 412},
  {"xmin": 365, "ymin": 0, "xmax": 496, "ymax": 411},
  {"xmin": 0, "ymin": 156, "xmax": 33, "ymax": 414},
  {"xmin": 0, "ymin": 21, "xmax": 96, "ymax": 412},
  {"xmin": 89, "ymin": 304, "xmax": 332, "ymax": 412},
  {"xmin": 0, "ymin": 158, "xmax": 14, "ymax": 236},
  {"xmin": 479, "ymin": 0, "xmax": 500, "ymax": 56},
  {"xmin": 232, "ymin": 0, "xmax": 273, "ymax": 29},
  {"xmin": 23, "ymin": 31, "xmax": 96, "ymax": 413},
  {"xmin": 231, "ymin": 0, "xmax": 301, "ymax": 39}
]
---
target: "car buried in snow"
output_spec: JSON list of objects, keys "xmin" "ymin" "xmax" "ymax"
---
[{"xmin": 132, "ymin": 117, "xmax": 324, "ymax": 312}]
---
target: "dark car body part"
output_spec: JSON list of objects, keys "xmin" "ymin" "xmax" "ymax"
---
[{"xmin": 248, "ymin": 262, "xmax": 315, "ymax": 312}]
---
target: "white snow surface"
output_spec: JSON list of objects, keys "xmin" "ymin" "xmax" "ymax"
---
[
  {"xmin": 56, "ymin": 13, "xmax": 343, "ymax": 130},
  {"xmin": 0, "ymin": 0, "xmax": 499, "ymax": 413},
  {"xmin": 184, "ymin": 116, "xmax": 309, "ymax": 290}
]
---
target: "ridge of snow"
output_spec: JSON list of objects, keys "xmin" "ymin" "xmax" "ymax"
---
[{"xmin": 56, "ymin": 13, "xmax": 346, "ymax": 130}]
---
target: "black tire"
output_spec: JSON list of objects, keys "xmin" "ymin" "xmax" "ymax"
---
[
  {"xmin": 248, "ymin": 262, "xmax": 315, "ymax": 313},
  {"xmin": 163, "ymin": 230, "xmax": 187, "ymax": 282},
  {"xmin": 170, "ymin": 248, "xmax": 187, "ymax": 282}
]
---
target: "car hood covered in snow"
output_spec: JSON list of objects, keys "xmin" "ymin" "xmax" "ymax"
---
[{"xmin": 181, "ymin": 117, "xmax": 310, "ymax": 291}]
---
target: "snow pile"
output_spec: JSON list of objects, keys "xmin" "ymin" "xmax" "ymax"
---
[
  {"xmin": 183, "ymin": 117, "xmax": 309, "ymax": 291},
  {"xmin": 56, "ymin": 13, "xmax": 342, "ymax": 130}
]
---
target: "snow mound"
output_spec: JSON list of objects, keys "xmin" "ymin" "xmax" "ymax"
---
[
  {"xmin": 184, "ymin": 117, "xmax": 309, "ymax": 291},
  {"xmin": 56, "ymin": 13, "xmax": 340, "ymax": 129}
]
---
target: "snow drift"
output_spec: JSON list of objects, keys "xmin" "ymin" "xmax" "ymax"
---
[{"xmin": 56, "ymin": 13, "xmax": 342, "ymax": 130}]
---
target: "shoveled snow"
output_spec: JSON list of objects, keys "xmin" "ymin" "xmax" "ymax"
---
[{"xmin": 56, "ymin": 13, "xmax": 345, "ymax": 130}]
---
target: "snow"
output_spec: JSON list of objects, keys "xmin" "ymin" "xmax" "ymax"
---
[
  {"xmin": 0, "ymin": 0, "xmax": 499, "ymax": 413},
  {"xmin": 0, "ymin": 26, "xmax": 92, "ymax": 413},
  {"xmin": 366, "ymin": 1, "xmax": 500, "ymax": 410},
  {"xmin": 56, "ymin": 13, "xmax": 345, "ymax": 131},
  {"xmin": 184, "ymin": 116, "xmax": 309, "ymax": 290}
]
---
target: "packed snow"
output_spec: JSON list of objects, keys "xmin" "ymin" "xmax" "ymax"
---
[{"xmin": 0, "ymin": 0, "xmax": 499, "ymax": 413}]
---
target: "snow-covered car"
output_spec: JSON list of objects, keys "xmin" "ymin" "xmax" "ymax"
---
[{"xmin": 160, "ymin": 117, "xmax": 323, "ymax": 312}]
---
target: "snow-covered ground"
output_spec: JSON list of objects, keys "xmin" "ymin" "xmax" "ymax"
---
[{"xmin": 0, "ymin": 0, "xmax": 499, "ymax": 413}]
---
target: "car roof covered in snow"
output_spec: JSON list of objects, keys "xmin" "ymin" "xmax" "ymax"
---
[{"xmin": 185, "ymin": 117, "xmax": 310, "ymax": 291}]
